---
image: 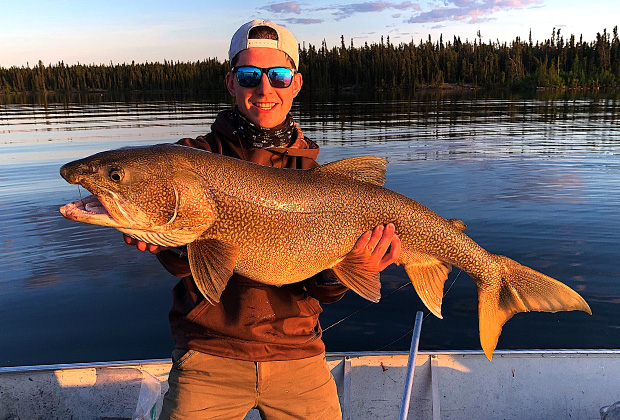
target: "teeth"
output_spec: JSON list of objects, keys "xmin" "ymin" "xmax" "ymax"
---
[
  {"xmin": 85, "ymin": 202, "xmax": 107, "ymax": 214},
  {"xmin": 254, "ymin": 103, "xmax": 276, "ymax": 109}
]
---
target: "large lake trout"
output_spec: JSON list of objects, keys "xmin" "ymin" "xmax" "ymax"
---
[{"xmin": 59, "ymin": 144, "xmax": 591, "ymax": 359}]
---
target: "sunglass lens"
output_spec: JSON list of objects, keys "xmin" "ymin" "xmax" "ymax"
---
[
  {"xmin": 235, "ymin": 67, "xmax": 294, "ymax": 88},
  {"xmin": 236, "ymin": 67, "xmax": 261, "ymax": 87},
  {"xmin": 267, "ymin": 68, "xmax": 293, "ymax": 88}
]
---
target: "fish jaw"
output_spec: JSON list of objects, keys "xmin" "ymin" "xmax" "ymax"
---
[
  {"xmin": 117, "ymin": 227, "xmax": 201, "ymax": 248},
  {"xmin": 60, "ymin": 194, "xmax": 202, "ymax": 247},
  {"xmin": 60, "ymin": 194, "xmax": 130, "ymax": 228}
]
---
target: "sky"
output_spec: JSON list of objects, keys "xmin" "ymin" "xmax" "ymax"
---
[{"xmin": 1, "ymin": 0, "xmax": 619, "ymax": 67}]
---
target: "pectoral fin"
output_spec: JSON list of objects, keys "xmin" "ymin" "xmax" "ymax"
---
[
  {"xmin": 331, "ymin": 255, "xmax": 382, "ymax": 303},
  {"xmin": 186, "ymin": 239, "xmax": 240, "ymax": 303},
  {"xmin": 401, "ymin": 252, "xmax": 452, "ymax": 319}
]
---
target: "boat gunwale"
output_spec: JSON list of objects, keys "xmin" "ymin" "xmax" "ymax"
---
[{"xmin": 3, "ymin": 349, "xmax": 620, "ymax": 374}]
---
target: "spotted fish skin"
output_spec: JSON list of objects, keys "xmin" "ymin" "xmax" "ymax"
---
[{"xmin": 59, "ymin": 143, "xmax": 591, "ymax": 359}]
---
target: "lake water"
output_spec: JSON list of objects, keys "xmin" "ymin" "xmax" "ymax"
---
[{"xmin": 1, "ymin": 90, "xmax": 619, "ymax": 367}]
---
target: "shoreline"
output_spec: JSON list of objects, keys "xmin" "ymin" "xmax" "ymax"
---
[{"xmin": 2, "ymin": 84, "xmax": 619, "ymax": 96}]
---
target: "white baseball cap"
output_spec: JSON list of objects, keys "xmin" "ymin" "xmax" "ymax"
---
[{"xmin": 228, "ymin": 20, "xmax": 299, "ymax": 69}]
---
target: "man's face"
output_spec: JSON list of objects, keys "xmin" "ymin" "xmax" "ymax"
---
[{"xmin": 226, "ymin": 48, "xmax": 302, "ymax": 129}]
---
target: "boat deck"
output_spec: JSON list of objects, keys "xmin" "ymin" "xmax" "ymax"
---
[{"xmin": 1, "ymin": 349, "xmax": 619, "ymax": 419}]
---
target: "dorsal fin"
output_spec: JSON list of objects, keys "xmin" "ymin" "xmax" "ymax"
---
[{"xmin": 315, "ymin": 156, "xmax": 388, "ymax": 186}]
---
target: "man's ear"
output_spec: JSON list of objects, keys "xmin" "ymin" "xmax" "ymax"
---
[
  {"xmin": 292, "ymin": 73, "xmax": 303, "ymax": 98},
  {"xmin": 225, "ymin": 72, "xmax": 236, "ymax": 96}
]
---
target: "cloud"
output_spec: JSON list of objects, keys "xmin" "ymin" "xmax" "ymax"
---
[
  {"xmin": 282, "ymin": 18, "xmax": 325, "ymax": 24},
  {"xmin": 333, "ymin": 1, "xmax": 421, "ymax": 20},
  {"xmin": 260, "ymin": 2, "xmax": 323, "ymax": 23},
  {"xmin": 262, "ymin": 2, "xmax": 303, "ymax": 15},
  {"xmin": 450, "ymin": 0, "xmax": 477, "ymax": 7},
  {"xmin": 407, "ymin": 0, "xmax": 539, "ymax": 25},
  {"xmin": 259, "ymin": 0, "xmax": 528, "ymax": 28},
  {"xmin": 261, "ymin": 1, "xmax": 422, "ymax": 23}
]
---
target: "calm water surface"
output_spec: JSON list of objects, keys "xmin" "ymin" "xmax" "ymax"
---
[{"xmin": 1, "ymin": 91, "xmax": 619, "ymax": 367}]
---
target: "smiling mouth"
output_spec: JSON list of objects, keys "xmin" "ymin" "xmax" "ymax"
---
[{"xmin": 253, "ymin": 102, "xmax": 277, "ymax": 110}]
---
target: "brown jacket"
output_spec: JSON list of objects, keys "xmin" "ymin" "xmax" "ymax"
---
[{"xmin": 156, "ymin": 111, "xmax": 348, "ymax": 361}]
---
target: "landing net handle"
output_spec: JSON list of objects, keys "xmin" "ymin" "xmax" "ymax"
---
[{"xmin": 398, "ymin": 311, "xmax": 424, "ymax": 420}]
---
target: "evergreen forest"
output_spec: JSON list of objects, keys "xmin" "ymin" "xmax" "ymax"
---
[{"xmin": 1, "ymin": 27, "xmax": 619, "ymax": 94}]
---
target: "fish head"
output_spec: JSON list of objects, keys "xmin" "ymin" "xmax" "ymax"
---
[{"xmin": 59, "ymin": 144, "xmax": 216, "ymax": 247}]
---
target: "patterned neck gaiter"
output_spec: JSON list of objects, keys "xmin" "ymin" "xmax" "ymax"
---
[{"xmin": 226, "ymin": 106, "xmax": 296, "ymax": 149}]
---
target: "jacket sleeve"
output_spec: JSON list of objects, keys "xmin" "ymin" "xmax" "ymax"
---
[
  {"xmin": 156, "ymin": 248, "xmax": 191, "ymax": 278},
  {"xmin": 176, "ymin": 135, "xmax": 214, "ymax": 151},
  {"xmin": 305, "ymin": 271, "xmax": 349, "ymax": 304}
]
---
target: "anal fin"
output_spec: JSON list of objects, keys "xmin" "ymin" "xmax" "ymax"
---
[
  {"xmin": 186, "ymin": 239, "xmax": 240, "ymax": 304},
  {"xmin": 401, "ymin": 252, "xmax": 452, "ymax": 318}
]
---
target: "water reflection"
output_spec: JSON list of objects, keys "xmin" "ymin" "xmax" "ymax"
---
[{"xmin": 1, "ymin": 91, "xmax": 619, "ymax": 366}]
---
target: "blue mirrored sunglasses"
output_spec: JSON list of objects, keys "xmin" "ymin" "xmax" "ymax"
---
[{"xmin": 233, "ymin": 66, "xmax": 296, "ymax": 88}]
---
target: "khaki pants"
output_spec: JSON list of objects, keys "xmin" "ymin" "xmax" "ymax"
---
[{"xmin": 159, "ymin": 350, "xmax": 342, "ymax": 420}]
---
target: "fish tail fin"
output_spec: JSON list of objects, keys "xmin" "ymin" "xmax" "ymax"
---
[{"xmin": 475, "ymin": 255, "xmax": 592, "ymax": 360}]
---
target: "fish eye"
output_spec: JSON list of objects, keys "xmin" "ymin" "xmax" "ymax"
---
[{"xmin": 108, "ymin": 168, "xmax": 124, "ymax": 182}]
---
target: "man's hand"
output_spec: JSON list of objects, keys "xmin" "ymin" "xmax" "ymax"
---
[
  {"xmin": 348, "ymin": 223, "xmax": 401, "ymax": 272},
  {"xmin": 123, "ymin": 234, "xmax": 169, "ymax": 254}
]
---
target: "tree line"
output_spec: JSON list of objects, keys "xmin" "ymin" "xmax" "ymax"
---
[
  {"xmin": 2, "ymin": 27, "xmax": 619, "ymax": 94},
  {"xmin": 0, "ymin": 59, "xmax": 229, "ymax": 94}
]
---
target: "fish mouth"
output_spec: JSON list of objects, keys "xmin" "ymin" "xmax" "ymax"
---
[
  {"xmin": 60, "ymin": 194, "xmax": 130, "ymax": 228},
  {"xmin": 60, "ymin": 193, "xmax": 200, "ymax": 248}
]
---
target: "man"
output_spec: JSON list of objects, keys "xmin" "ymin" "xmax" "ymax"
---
[{"xmin": 125, "ymin": 20, "xmax": 401, "ymax": 420}]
